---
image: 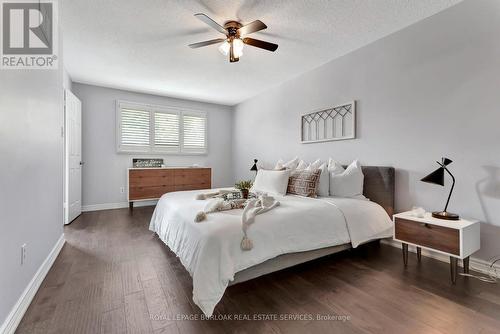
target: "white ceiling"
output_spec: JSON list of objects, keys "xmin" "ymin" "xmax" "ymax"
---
[{"xmin": 63, "ymin": 0, "xmax": 461, "ymax": 105}]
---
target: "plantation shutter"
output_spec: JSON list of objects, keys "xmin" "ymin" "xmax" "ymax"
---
[
  {"xmin": 119, "ymin": 108, "xmax": 150, "ymax": 149},
  {"xmin": 182, "ymin": 113, "xmax": 207, "ymax": 153},
  {"xmin": 117, "ymin": 101, "xmax": 207, "ymax": 154},
  {"xmin": 154, "ymin": 111, "xmax": 180, "ymax": 152}
]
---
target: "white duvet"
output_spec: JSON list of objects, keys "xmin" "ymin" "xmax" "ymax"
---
[{"xmin": 149, "ymin": 189, "xmax": 392, "ymax": 316}]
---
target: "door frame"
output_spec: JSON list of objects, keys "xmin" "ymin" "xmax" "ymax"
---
[
  {"xmin": 64, "ymin": 89, "xmax": 82, "ymax": 224},
  {"xmin": 64, "ymin": 89, "xmax": 69, "ymax": 225}
]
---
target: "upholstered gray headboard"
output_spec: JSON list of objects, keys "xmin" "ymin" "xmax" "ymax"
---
[{"xmin": 361, "ymin": 166, "xmax": 395, "ymax": 217}]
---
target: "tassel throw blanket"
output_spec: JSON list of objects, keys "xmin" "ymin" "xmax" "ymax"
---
[
  {"xmin": 240, "ymin": 195, "xmax": 280, "ymax": 250},
  {"xmin": 194, "ymin": 198, "xmax": 246, "ymax": 222},
  {"xmin": 195, "ymin": 189, "xmax": 233, "ymax": 200},
  {"xmin": 194, "ymin": 194, "xmax": 280, "ymax": 251}
]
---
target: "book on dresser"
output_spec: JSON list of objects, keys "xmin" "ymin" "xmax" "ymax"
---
[{"xmin": 127, "ymin": 167, "xmax": 211, "ymax": 209}]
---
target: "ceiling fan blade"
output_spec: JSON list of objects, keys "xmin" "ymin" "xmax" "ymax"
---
[
  {"xmin": 194, "ymin": 13, "xmax": 227, "ymax": 35},
  {"xmin": 243, "ymin": 37, "xmax": 278, "ymax": 52},
  {"xmin": 238, "ymin": 20, "xmax": 267, "ymax": 36},
  {"xmin": 188, "ymin": 38, "xmax": 226, "ymax": 48}
]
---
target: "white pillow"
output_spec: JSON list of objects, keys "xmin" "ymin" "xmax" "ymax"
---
[
  {"xmin": 251, "ymin": 169, "xmax": 291, "ymax": 196},
  {"xmin": 274, "ymin": 159, "xmax": 285, "ymax": 170},
  {"xmin": 316, "ymin": 163, "xmax": 329, "ymax": 197},
  {"xmin": 328, "ymin": 158, "xmax": 345, "ymax": 175},
  {"xmin": 329, "ymin": 160, "xmax": 364, "ymax": 198},
  {"xmin": 300, "ymin": 159, "xmax": 328, "ymax": 196},
  {"xmin": 305, "ymin": 159, "xmax": 322, "ymax": 171},
  {"xmin": 275, "ymin": 157, "xmax": 299, "ymax": 171},
  {"xmin": 295, "ymin": 159, "xmax": 308, "ymax": 171}
]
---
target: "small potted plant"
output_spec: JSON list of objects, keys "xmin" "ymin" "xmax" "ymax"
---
[{"xmin": 235, "ymin": 180, "xmax": 253, "ymax": 199}]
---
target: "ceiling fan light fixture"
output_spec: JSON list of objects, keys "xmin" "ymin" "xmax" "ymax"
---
[
  {"xmin": 189, "ymin": 14, "xmax": 278, "ymax": 63},
  {"xmin": 232, "ymin": 38, "xmax": 244, "ymax": 58},
  {"xmin": 218, "ymin": 40, "xmax": 230, "ymax": 55}
]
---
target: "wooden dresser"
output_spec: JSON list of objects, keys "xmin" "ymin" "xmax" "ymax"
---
[{"xmin": 128, "ymin": 167, "xmax": 211, "ymax": 209}]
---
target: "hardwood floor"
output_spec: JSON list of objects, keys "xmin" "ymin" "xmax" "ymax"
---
[{"xmin": 16, "ymin": 207, "xmax": 500, "ymax": 334}]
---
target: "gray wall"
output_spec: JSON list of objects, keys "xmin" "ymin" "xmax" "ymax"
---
[
  {"xmin": 233, "ymin": 0, "xmax": 500, "ymax": 261},
  {"xmin": 63, "ymin": 68, "xmax": 72, "ymax": 90},
  {"xmin": 72, "ymin": 83, "xmax": 234, "ymax": 208},
  {"xmin": 0, "ymin": 19, "xmax": 64, "ymax": 329}
]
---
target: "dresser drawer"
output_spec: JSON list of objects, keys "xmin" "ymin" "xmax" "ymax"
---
[
  {"xmin": 129, "ymin": 169, "xmax": 175, "ymax": 179},
  {"xmin": 129, "ymin": 175, "xmax": 175, "ymax": 187},
  {"xmin": 394, "ymin": 217, "xmax": 459, "ymax": 255},
  {"xmin": 129, "ymin": 185, "xmax": 175, "ymax": 200},
  {"xmin": 174, "ymin": 183, "xmax": 211, "ymax": 191},
  {"xmin": 174, "ymin": 169, "xmax": 211, "ymax": 186}
]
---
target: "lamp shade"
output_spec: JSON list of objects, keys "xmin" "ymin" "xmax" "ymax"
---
[
  {"xmin": 420, "ymin": 157, "xmax": 453, "ymax": 186},
  {"xmin": 250, "ymin": 159, "xmax": 258, "ymax": 172},
  {"xmin": 442, "ymin": 157, "xmax": 453, "ymax": 166},
  {"xmin": 420, "ymin": 167, "xmax": 445, "ymax": 186},
  {"xmin": 420, "ymin": 157, "xmax": 459, "ymax": 220}
]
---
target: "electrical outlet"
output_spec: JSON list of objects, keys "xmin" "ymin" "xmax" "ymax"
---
[
  {"xmin": 120, "ymin": 186, "xmax": 125, "ymax": 194},
  {"xmin": 21, "ymin": 244, "xmax": 27, "ymax": 265}
]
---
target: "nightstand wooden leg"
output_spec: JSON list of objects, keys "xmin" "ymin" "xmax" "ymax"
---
[
  {"xmin": 450, "ymin": 257, "xmax": 458, "ymax": 284},
  {"xmin": 129, "ymin": 202, "xmax": 134, "ymax": 211},
  {"xmin": 416, "ymin": 247, "xmax": 422, "ymax": 262},
  {"xmin": 463, "ymin": 257, "xmax": 470, "ymax": 274},
  {"xmin": 402, "ymin": 243, "xmax": 409, "ymax": 266}
]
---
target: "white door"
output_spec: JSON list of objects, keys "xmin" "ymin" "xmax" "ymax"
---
[{"xmin": 65, "ymin": 90, "xmax": 82, "ymax": 224}]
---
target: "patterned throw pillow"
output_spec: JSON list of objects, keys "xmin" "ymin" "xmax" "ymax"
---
[{"xmin": 287, "ymin": 169, "xmax": 322, "ymax": 197}]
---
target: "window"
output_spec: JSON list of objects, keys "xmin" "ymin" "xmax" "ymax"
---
[
  {"xmin": 116, "ymin": 101, "xmax": 207, "ymax": 154},
  {"xmin": 154, "ymin": 111, "xmax": 180, "ymax": 150},
  {"xmin": 120, "ymin": 108, "xmax": 150, "ymax": 149},
  {"xmin": 183, "ymin": 113, "xmax": 207, "ymax": 153}
]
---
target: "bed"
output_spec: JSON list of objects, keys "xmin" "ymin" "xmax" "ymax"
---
[{"xmin": 149, "ymin": 166, "xmax": 395, "ymax": 316}]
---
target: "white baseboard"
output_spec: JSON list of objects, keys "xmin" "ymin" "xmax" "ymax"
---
[
  {"xmin": 82, "ymin": 200, "xmax": 157, "ymax": 212},
  {"xmin": 382, "ymin": 239, "xmax": 500, "ymax": 278},
  {"xmin": 0, "ymin": 234, "xmax": 65, "ymax": 334}
]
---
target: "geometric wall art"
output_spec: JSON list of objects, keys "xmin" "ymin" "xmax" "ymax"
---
[{"xmin": 301, "ymin": 101, "xmax": 356, "ymax": 143}]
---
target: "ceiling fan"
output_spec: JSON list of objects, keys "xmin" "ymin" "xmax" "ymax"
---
[{"xmin": 188, "ymin": 13, "xmax": 278, "ymax": 63}]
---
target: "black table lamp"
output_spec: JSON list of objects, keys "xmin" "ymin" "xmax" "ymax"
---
[
  {"xmin": 250, "ymin": 159, "xmax": 258, "ymax": 175},
  {"xmin": 421, "ymin": 157, "xmax": 459, "ymax": 220}
]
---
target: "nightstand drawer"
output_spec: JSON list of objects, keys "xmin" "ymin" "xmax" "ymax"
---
[{"xmin": 395, "ymin": 217, "xmax": 459, "ymax": 255}]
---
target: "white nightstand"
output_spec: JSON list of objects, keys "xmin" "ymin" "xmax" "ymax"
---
[{"xmin": 393, "ymin": 211, "xmax": 480, "ymax": 283}]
